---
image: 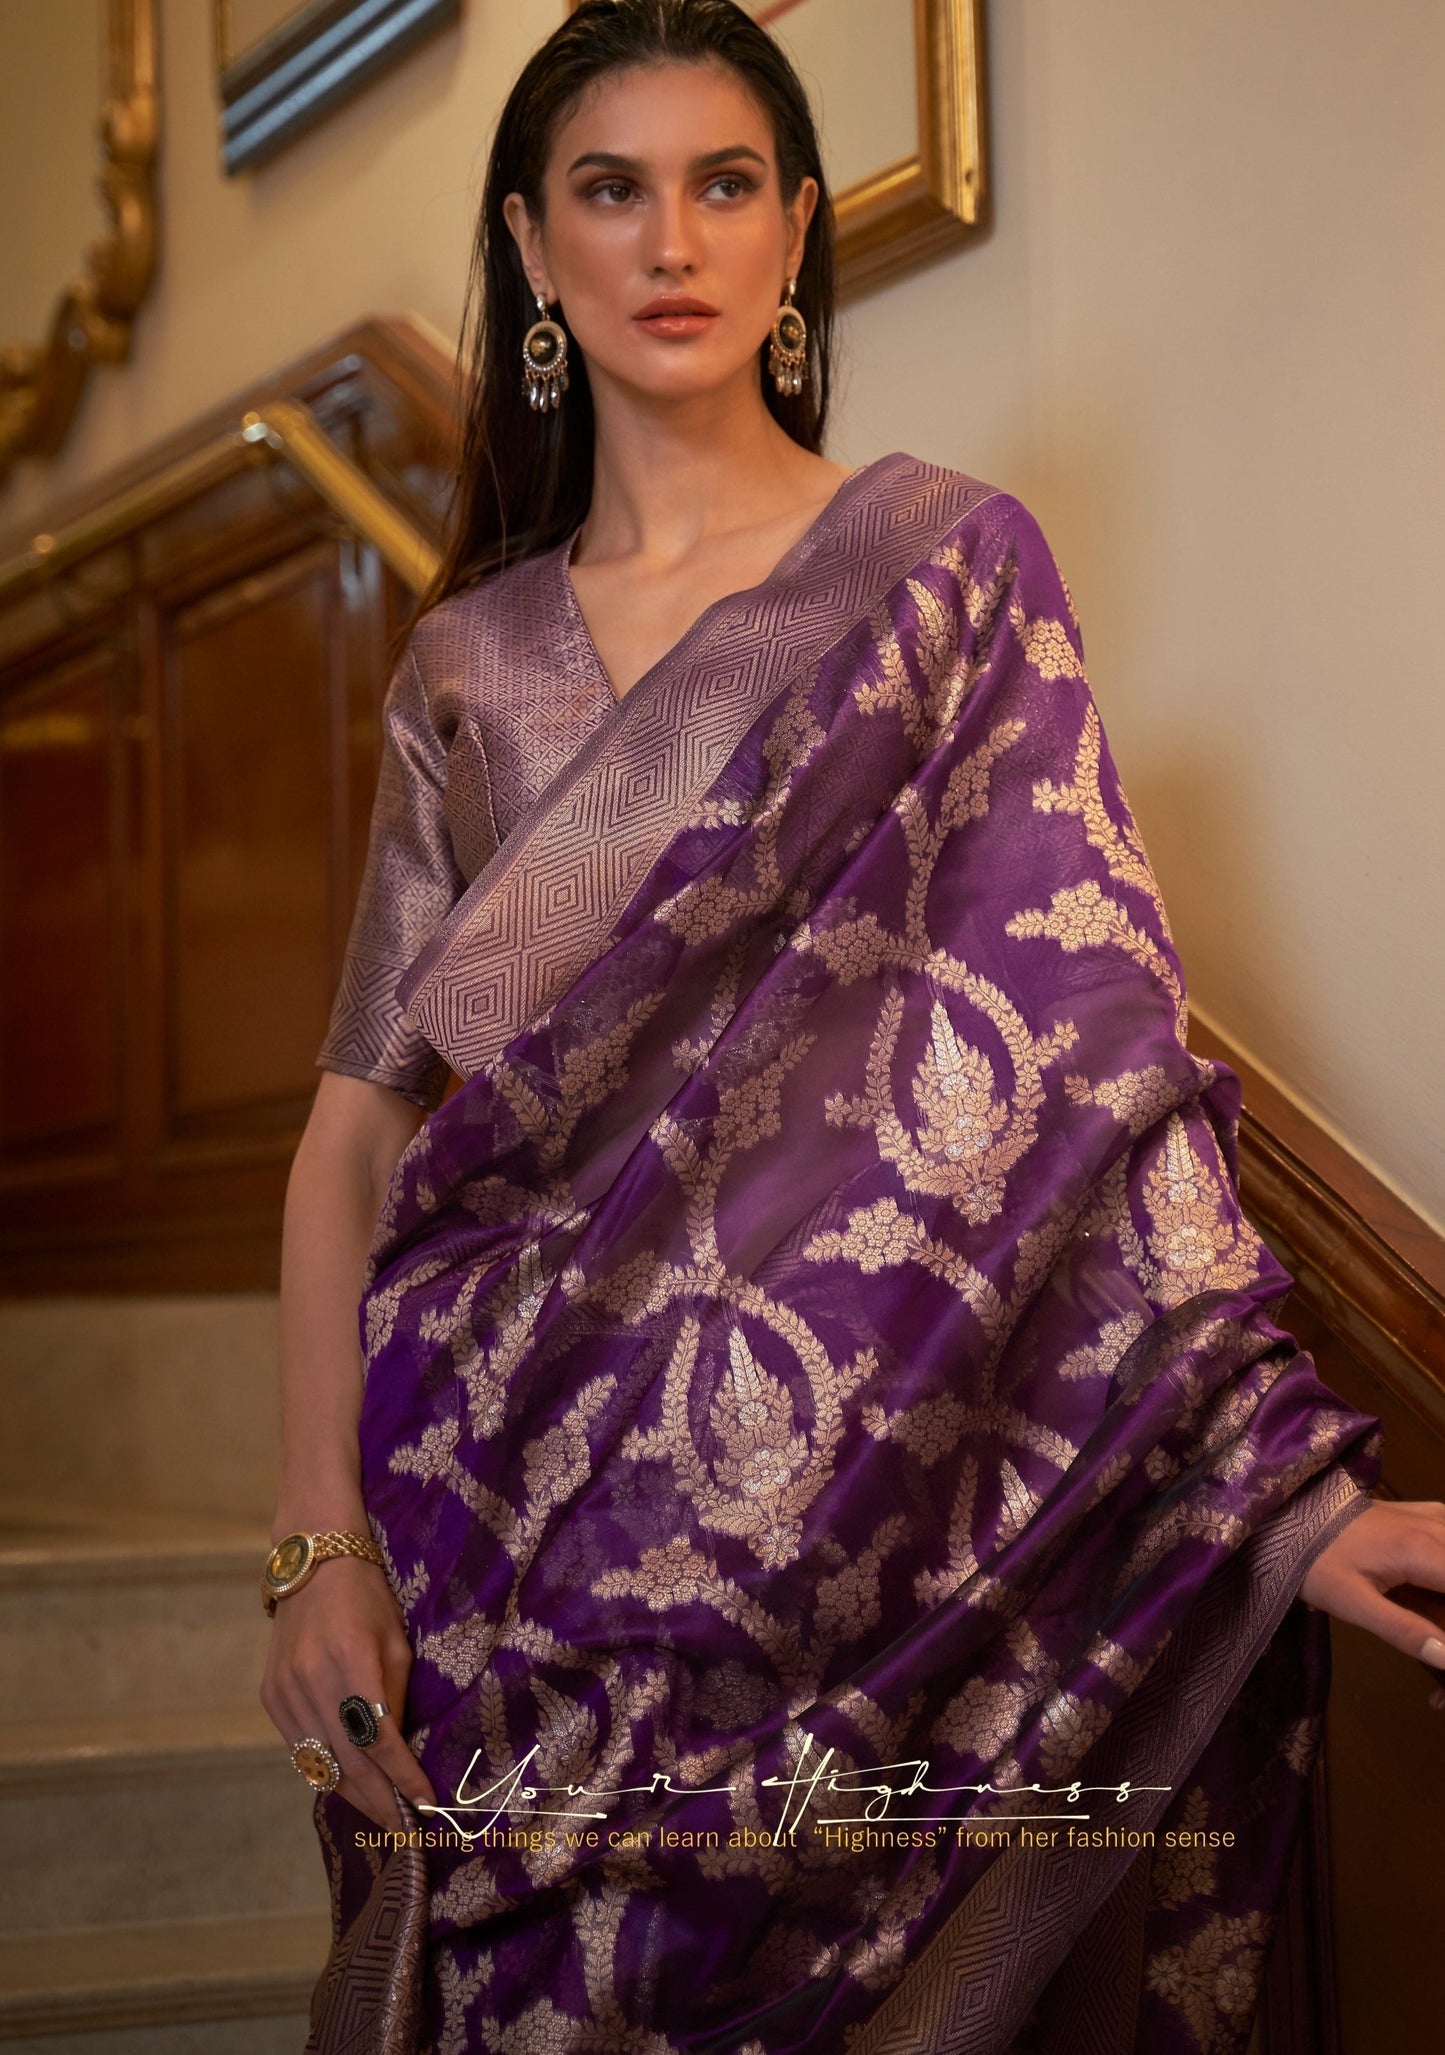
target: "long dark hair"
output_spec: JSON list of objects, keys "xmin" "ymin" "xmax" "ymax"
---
[{"xmin": 417, "ymin": 0, "xmax": 837, "ymax": 615}]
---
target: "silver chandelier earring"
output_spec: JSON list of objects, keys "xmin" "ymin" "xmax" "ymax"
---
[
  {"xmin": 521, "ymin": 290, "xmax": 569, "ymax": 411},
  {"xmin": 767, "ymin": 277, "xmax": 808, "ymax": 396}
]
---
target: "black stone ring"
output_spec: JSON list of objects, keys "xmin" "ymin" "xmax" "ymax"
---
[{"xmin": 338, "ymin": 1694, "xmax": 389, "ymax": 1750}]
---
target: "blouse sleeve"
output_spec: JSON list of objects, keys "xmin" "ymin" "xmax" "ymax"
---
[{"xmin": 315, "ymin": 643, "xmax": 465, "ymax": 1110}]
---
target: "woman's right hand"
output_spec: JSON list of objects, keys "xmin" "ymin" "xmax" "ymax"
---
[{"xmin": 259, "ymin": 1555, "xmax": 440, "ymax": 1830}]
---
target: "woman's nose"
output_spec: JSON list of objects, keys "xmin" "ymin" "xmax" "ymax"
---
[{"xmin": 638, "ymin": 186, "xmax": 701, "ymax": 275}]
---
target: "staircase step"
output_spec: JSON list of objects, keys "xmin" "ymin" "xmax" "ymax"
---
[
  {"xmin": 0, "ymin": 1292, "xmax": 282, "ymax": 1531},
  {"xmin": 0, "ymin": 1705, "xmax": 328, "ymax": 1933},
  {"xmin": 0, "ymin": 1910, "xmax": 327, "ymax": 2048},
  {"xmin": 0, "ymin": 1503, "xmax": 275, "ymax": 1721},
  {"xmin": 0, "ymin": 1496, "xmax": 270, "ymax": 1557},
  {"xmin": 0, "ymin": 1705, "xmax": 288, "ymax": 1788}
]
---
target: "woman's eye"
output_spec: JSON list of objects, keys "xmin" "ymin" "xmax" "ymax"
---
[{"xmin": 584, "ymin": 172, "xmax": 755, "ymax": 204}]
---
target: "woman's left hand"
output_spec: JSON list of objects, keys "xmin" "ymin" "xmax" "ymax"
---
[{"xmin": 1298, "ymin": 1498, "xmax": 1445, "ymax": 1709}]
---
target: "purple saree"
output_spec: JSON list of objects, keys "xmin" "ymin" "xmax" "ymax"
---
[{"xmin": 305, "ymin": 453, "xmax": 1382, "ymax": 2055}]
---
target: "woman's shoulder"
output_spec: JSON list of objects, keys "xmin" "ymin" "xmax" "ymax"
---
[
  {"xmin": 856, "ymin": 450, "xmax": 1057, "ymax": 570},
  {"xmin": 407, "ymin": 537, "xmax": 573, "ymax": 685}
]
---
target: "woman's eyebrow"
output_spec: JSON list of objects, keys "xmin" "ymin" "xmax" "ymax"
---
[{"xmin": 565, "ymin": 144, "xmax": 768, "ymax": 175}]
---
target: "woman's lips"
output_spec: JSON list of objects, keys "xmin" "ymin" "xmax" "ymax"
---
[{"xmin": 634, "ymin": 311, "xmax": 718, "ymax": 337}]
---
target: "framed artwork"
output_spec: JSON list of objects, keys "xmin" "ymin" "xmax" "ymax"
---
[
  {"xmin": 213, "ymin": 0, "xmax": 462, "ymax": 175},
  {"xmin": 565, "ymin": 0, "xmax": 987, "ymax": 297}
]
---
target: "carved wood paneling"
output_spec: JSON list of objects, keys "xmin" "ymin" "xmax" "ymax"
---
[
  {"xmin": 0, "ymin": 316, "xmax": 454, "ymax": 1290},
  {"xmin": 0, "ymin": 649, "xmax": 126, "ymax": 1161},
  {"xmin": 165, "ymin": 544, "xmax": 340, "ymax": 1136}
]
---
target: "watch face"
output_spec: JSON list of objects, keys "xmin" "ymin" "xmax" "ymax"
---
[{"xmin": 267, "ymin": 1532, "xmax": 313, "ymax": 1590}]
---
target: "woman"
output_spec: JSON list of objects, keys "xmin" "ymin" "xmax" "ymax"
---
[{"xmin": 260, "ymin": 4, "xmax": 1445, "ymax": 2050}]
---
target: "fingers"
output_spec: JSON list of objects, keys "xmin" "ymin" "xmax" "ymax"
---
[
  {"xmin": 263, "ymin": 1660, "xmax": 394, "ymax": 1828},
  {"xmin": 323, "ymin": 1699, "xmax": 407, "ymax": 1829},
  {"xmin": 305, "ymin": 1647, "xmax": 421, "ymax": 1829},
  {"xmin": 1297, "ymin": 1502, "xmax": 1445, "ymax": 1712},
  {"xmin": 345, "ymin": 1697, "xmax": 439, "ymax": 1823},
  {"xmin": 259, "ymin": 1600, "xmax": 436, "ymax": 1831},
  {"xmin": 1333, "ymin": 1580, "xmax": 1445, "ymax": 1672},
  {"xmin": 1388, "ymin": 1577, "xmax": 1445, "ymax": 1648},
  {"xmin": 375, "ymin": 1639, "xmax": 440, "ymax": 1813},
  {"xmin": 1302, "ymin": 1502, "xmax": 1445, "ymax": 1631},
  {"xmin": 1375, "ymin": 1530, "xmax": 1445, "ymax": 1667}
]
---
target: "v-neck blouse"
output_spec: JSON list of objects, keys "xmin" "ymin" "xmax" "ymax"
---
[
  {"xmin": 557, "ymin": 461, "xmax": 867, "ymax": 705},
  {"xmin": 315, "ymin": 458, "xmax": 886, "ymax": 1109}
]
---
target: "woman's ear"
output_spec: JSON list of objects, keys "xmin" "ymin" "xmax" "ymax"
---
[
  {"xmin": 501, "ymin": 191, "xmax": 551, "ymax": 301},
  {"xmin": 783, "ymin": 175, "xmax": 819, "ymax": 283}
]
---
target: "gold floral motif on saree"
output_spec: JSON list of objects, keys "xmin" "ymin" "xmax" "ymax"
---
[
  {"xmin": 1144, "ymin": 1909, "xmax": 1274, "ymax": 2054},
  {"xmin": 1149, "ymin": 1785, "xmax": 1223, "ymax": 1910},
  {"xmin": 615, "ymin": 1315, "xmax": 876, "ymax": 1571}
]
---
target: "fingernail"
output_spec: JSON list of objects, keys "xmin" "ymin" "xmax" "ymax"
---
[
  {"xmin": 1431, "ymin": 1688, "xmax": 1445, "ymax": 1712},
  {"xmin": 1422, "ymin": 1636, "xmax": 1445, "ymax": 1667}
]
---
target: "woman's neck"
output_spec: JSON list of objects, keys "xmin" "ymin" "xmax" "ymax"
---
[{"xmin": 574, "ymin": 381, "xmax": 845, "ymax": 572}]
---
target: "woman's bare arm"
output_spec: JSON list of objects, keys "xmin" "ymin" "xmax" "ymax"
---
[
  {"xmin": 260, "ymin": 1070, "xmax": 440, "ymax": 1828},
  {"xmin": 271, "ymin": 1070, "xmax": 423, "ymax": 1541}
]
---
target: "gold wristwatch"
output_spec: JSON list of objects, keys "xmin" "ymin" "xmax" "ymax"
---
[{"xmin": 261, "ymin": 1529, "xmax": 385, "ymax": 1616}]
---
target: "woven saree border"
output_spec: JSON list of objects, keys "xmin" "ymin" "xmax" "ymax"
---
[
  {"xmin": 395, "ymin": 456, "xmax": 1003, "ymax": 1079},
  {"xmin": 305, "ymin": 1788, "xmax": 429, "ymax": 2055},
  {"xmin": 842, "ymin": 1462, "xmax": 1374, "ymax": 2055}
]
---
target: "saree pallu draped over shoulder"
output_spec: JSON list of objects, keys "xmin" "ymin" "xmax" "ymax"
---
[{"xmin": 304, "ymin": 455, "xmax": 1382, "ymax": 2055}]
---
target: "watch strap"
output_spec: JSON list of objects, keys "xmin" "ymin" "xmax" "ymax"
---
[
  {"xmin": 261, "ymin": 1528, "xmax": 385, "ymax": 1615},
  {"xmin": 310, "ymin": 1529, "xmax": 385, "ymax": 1569}
]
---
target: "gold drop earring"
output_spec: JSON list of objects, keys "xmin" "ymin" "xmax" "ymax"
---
[
  {"xmin": 767, "ymin": 277, "xmax": 808, "ymax": 396},
  {"xmin": 521, "ymin": 290, "xmax": 569, "ymax": 411}
]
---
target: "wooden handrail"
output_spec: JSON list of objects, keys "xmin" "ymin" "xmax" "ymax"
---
[
  {"xmin": 1187, "ymin": 1005, "xmax": 1445, "ymax": 1440},
  {"xmin": 0, "ymin": 393, "xmax": 440, "ymax": 604}
]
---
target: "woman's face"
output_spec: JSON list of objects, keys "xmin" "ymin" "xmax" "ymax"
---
[{"xmin": 503, "ymin": 59, "xmax": 817, "ymax": 407}]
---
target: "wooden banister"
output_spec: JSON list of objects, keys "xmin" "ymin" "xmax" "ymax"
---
[{"xmin": 0, "ymin": 395, "xmax": 439, "ymax": 605}]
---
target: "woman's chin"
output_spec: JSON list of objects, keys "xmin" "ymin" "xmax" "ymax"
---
[{"xmin": 610, "ymin": 355, "xmax": 769, "ymax": 409}]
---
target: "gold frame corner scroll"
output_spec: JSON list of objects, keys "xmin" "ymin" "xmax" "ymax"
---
[
  {"xmin": 563, "ymin": 0, "xmax": 988, "ymax": 301},
  {"xmin": 0, "ymin": 0, "xmax": 160, "ymax": 485}
]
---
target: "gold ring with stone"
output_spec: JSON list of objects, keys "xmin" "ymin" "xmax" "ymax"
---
[{"xmin": 290, "ymin": 1736, "xmax": 342, "ymax": 1791}]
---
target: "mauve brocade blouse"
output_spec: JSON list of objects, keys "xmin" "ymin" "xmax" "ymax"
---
[{"xmin": 314, "ymin": 533, "xmax": 614, "ymax": 1110}]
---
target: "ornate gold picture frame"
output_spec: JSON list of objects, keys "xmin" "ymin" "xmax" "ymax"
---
[
  {"xmin": 564, "ymin": 0, "xmax": 987, "ymax": 298},
  {"xmin": 0, "ymin": 0, "xmax": 159, "ymax": 485}
]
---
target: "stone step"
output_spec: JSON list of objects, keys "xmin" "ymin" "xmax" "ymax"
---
[
  {"xmin": 0, "ymin": 1293, "xmax": 282, "ymax": 1530},
  {"xmin": 0, "ymin": 1705, "xmax": 329, "ymax": 1934},
  {"xmin": 0, "ymin": 1910, "xmax": 325, "ymax": 2050},
  {"xmin": 0, "ymin": 1501, "xmax": 275, "ymax": 1720}
]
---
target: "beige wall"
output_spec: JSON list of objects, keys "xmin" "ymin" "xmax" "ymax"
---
[
  {"xmin": 0, "ymin": 3, "xmax": 101, "ymax": 342},
  {"xmin": 3, "ymin": 0, "xmax": 1441, "ymax": 1227}
]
